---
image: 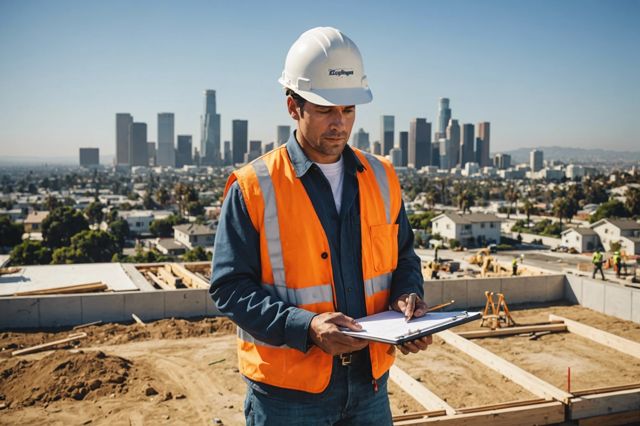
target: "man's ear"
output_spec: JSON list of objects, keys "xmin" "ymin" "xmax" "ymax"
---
[{"xmin": 287, "ymin": 96, "xmax": 300, "ymax": 121}]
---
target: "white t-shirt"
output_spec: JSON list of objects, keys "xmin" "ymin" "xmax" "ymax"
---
[{"xmin": 315, "ymin": 156, "xmax": 344, "ymax": 213}]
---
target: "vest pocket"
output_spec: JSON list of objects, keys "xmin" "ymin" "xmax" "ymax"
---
[{"xmin": 370, "ymin": 224, "xmax": 399, "ymax": 273}]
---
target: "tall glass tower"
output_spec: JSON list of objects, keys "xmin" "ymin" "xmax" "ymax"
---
[
  {"xmin": 157, "ymin": 113, "xmax": 175, "ymax": 167},
  {"xmin": 436, "ymin": 98, "xmax": 451, "ymax": 140},
  {"xmin": 200, "ymin": 90, "xmax": 221, "ymax": 166},
  {"xmin": 380, "ymin": 115, "xmax": 395, "ymax": 156}
]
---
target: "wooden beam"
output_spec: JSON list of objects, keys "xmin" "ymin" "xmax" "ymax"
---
[
  {"xmin": 392, "ymin": 410, "xmax": 447, "ymax": 422},
  {"xmin": 393, "ymin": 401, "xmax": 565, "ymax": 426},
  {"xmin": 146, "ymin": 271, "xmax": 173, "ymax": 290},
  {"xmin": 573, "ymin": 383, "xmax": 640, "ymax": 397},
  {"xmin": 157, "ymin": 267, "xmax": 182, "ymax": 288},
  {"xmin": 577, "ymin": 409, "xmax": 640, "ymax": 426},
  {"xmin": 131, "ymin": 313, "xmax": 146, "ymax": 326},
  {"xmin": 72, "ymin": 320, "xmax": 102, "ymax": 330},
  {"xmin": 549, "ymin": 314, "xmax": 640, "ymax": 359},
  {"xmin": 389, "ymin": 365, "xmax": 456, "ymax": 415},
  {"xmin": 456, "ymin": 324, "xmax": 567, "ymax": 339},
  {"xmin": 14, "ymin": 282, "xmax": 107, "ymax": 296},
  {"xmin": 436, "ymin": 330, "xmax": 573, "ymax": 403},
  {"xmin": 456, "ymin": 398, "xmax": 547, "ymax": 414},
  {"xmin": 569, "ymin": 388, "xmax": 640, "ymax": 420},
  {"xmin": 169, "ymin": 263, "xmax": 210, "ymax": 289},
  {"xmin": 12, "ymin": 332, "xmax": 87, "ymax": 356}
]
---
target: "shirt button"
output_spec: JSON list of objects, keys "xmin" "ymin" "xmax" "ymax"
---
[
  {"xmin": 347, "ymin": 287, "xmax": 353, "ymax": 293},
  {"xmin": 321, "ymin": 252, "xmax": 328, "ymax": 259}
]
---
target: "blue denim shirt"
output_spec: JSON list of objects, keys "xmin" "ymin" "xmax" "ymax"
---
[{"xmin": 210, "ymin": 131, "xmax": 423, "ymax": 399}]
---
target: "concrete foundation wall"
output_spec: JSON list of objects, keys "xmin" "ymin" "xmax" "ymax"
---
[
  {"xmin": 0, "ymin": 289, "xmax": 222, "ymax": 330},
  {"xmin": 564, "ymin": 274, "xmax": 640, "ymax": 323}
]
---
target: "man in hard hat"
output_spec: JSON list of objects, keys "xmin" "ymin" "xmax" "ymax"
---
[
  {"xmin": 210, "ymin": 27, "xmax": 429, "ymax": 424},
  {"xmin": 592, "ymin": 249, "xmax": 605, "ymax": 280},
  {"xmin": 613, "ymin": 250, "xmax": 622, "ymax": 278},
  {"xmin": 512, "ymin": 256, "xmax": 518, "ymax": 276}
]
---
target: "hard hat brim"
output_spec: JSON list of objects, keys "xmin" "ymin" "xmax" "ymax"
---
[{"xmin": 288, "ymin": 86, "xmax": 373, "ymax": 107}]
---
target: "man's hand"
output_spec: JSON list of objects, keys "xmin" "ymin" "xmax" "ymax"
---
[
  {"xmin": 391, "ymin": 293, "xmax": 433, "ymax": 355},
  {"xmin": 309, "ymin": 312, "xmax": 369, "ymax": 356}
]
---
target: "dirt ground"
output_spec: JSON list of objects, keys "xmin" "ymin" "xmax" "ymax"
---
[{"xmin": 1, "ymin": 304, "xmax": 639, "ymax": 425}]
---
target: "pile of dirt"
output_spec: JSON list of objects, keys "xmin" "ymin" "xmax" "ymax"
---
[
  {"xmin": 0, "ymin": 350, "xmax": 135, "ymax": 408},
  {"xmin": 1, "ymin": 317, "xmax": 236, "ymax": 358}
]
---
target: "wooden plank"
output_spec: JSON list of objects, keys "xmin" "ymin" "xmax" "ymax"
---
[
  {"xmin": 157, "ymin": 267, "xmax": 182, "ymax": 288},
  {"xmin": 72, "ymin": 320, "xmax": 102, "ymax": 330},
  {"xmin": 389, "ymin": 365, "xmax": 456, "ymax": 415},
  {"xmin": 392, "ymin": 410, "xmax": 447, "ymax": 422},
  {"xmin": 169, "ymin": 263, "xmax": 210, "ymax": 289},
  {"xmin": 549, "ymin": 314, "xmax": 640, "ymax": 359},
  {"xmin": 12, "ymin": 332, "xmax": 87, "ymax": 356},
  {"xmin": 456, "ymin": 324, "xmax": 567, "ymax": 339},
  {"xmin": 131, "ymin": 313, "xmax": 146, "ymax": 326},
  {"xmin": 147, "ymin": 271, "xmax": 174, "ymax": 290},
  {"xmin": 436, "ymin": 330, "xmax": 573, "ymax": 403},
  {"xmin": 456, "ymin": 398, "xmax": 547, "ymax": 414},
  {"xmin": 393, "ymin": 401, "xmax": 565, "ymax": 426},
  {"xmin": 569, "ymin": 388, "xmax": 640, "ymax": 420},
  {"xmin": 573, "ymin": 383, "xmax": 640, "ymax": 397},
  {"xmin": 578, "ymin": 409, "xmax": 640, "ymax": 426},
  {"xmin": 14, "ymin": 282, "xmax": 107, "ymax": 296}
]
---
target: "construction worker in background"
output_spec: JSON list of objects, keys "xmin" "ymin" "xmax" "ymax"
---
[
  {"xmin": 434, "ymin": 244, "xmax": 439, "ymax": 262},
  {"xmin": 210, "ymin": 27, "xmax": 430, "ymax": 425},
  {"xmin": 613, "ymin": 250, "xmax": 622, "ymax": 278},
  {"xmin": 512, "ymin": 256, "xmax": 518, "ymax": 276},
  {"xmin": 592, "ymin": 249, "xmax": 605, "ymax": 280}
]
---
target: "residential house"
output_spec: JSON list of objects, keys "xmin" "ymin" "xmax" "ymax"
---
[
  {"xmin": 119, "ymin": 210, "xmax": 173, "ymax": 235},
  {"xmin": 431, "ymin": 212, "xmax": 501, "ymax": 247},
  {"xmin": 590, "ymin": 218, "xmax": 640, "ymax": 255},
  {"xmin": 173, "ymin": 224, "xmax": 215, "ymax": 249},
  {"xmin": 560, "ymin": 227, "xmax": 600, "ymax": 253},
  {"xmin": 23, "ymin": 211, "xmax": 49, "ymax": 233}
]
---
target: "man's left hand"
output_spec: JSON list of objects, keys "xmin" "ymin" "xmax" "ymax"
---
[{"xmin": 391, "ymin": 293, "xmax": 433, "ymax": 355}]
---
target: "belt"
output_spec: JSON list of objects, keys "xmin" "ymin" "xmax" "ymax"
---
[
  {"xmin": 339, "ymin": 353, "xmax": 352, "ymax": 366},
  {"xmin": 338, "ymin": 349, "xmax": 368, "ymax": 367}
]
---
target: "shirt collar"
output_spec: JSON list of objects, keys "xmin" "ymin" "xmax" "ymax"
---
[{"xmin": 285, "ymin": 130, "xmax": 365, "ymax": 178}]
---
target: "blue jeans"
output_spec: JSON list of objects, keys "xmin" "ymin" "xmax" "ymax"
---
[{"xmin": 244, "ymin": 365, "xmax": 392, "ymax": 425}]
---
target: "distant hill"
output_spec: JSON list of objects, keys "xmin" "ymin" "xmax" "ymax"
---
[
  {"xmin": 0, "ymin": 155, "xmax": 115, "ymax": 167},
  {"xmin": 498, "ymin": 147, "xmax": 640, "ymax": 164}
]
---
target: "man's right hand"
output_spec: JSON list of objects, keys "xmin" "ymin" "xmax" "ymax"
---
[{"xmin": 309, "ymin": 312, "xmax": 369, "ymax": 356}]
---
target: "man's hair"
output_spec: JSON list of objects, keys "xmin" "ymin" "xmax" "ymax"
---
[{"xmin": 286, "ymin": 89, "xmax": 306, "ymax": 116}]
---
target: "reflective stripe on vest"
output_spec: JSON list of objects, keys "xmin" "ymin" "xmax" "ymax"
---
[
  {"xmin": 362, "ymin": 152, "xmax": 391, "ymax": 223},
  {"xmin": 364, "ymin": 272, "xmax": 392, "ymax": 298},
  {"xmin": 237, "ymin": 327, "xmax": 290, "ymax": 349}
]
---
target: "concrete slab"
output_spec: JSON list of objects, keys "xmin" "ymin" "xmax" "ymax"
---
[
  {"xmin": 81, "ymin": 293, "xmax": 126, "ymax": 323},
  {"xmin": 545, "ymin": 275, "xmax": 565, "ymax": 301},
  {"xmin": 165, "ymin": 289, "xmax": 207, "ymax": 318},
  {"xmin": 500, "ymin": 276, "xmax": 530, "ymax": 304},
  {"xmin": 423, "ymin": 280, "xmax": 443, "ymax": 306},
  {"xmin": 603, "ymin": 285, "xmax": 632, "ymax": 321},
  {"xmin": 564, "ymin": 275, "xmax": 582, "ymax": 305},
  {"xmin": 633, "ymin": 291, "xmax": 640, "ymax": 324},
  {"xmin": 123, "ymin": 291, "xmax": 165, "ymax": 322},
  {"xmin": 467, "ymin": 278, "xmax": 501, "ymax": 308},
  {"xmin": 39, "ymin": 296, "xmax": 82, "ymax": 328},
  {"xmin": 0, "ymin": 297, "xmax": 39, "ymax": 329},
  {"xmin": 121, "ymin": 263, "xmax": 155, "ymax": 291},
  {"xmin": 581, "ymin": 279, "xmax": 605, "ymax": 312},
  {"xmin": 442, "ymin": 280, "xmax": 468, "ymax": 310}
]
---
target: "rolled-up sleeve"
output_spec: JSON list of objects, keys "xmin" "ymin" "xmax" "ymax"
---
[
  {"xmin": 209, "ymin": 181, "xmax": 316, "ymax": 352},
  {"xmin": 389, "ymin": 201, "xmax": 424, "ymax": 303}
]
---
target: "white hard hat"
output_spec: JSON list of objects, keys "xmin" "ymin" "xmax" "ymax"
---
[{"xmin": 279, "ymin": 27, "xmax": 372, "ymax": 106}]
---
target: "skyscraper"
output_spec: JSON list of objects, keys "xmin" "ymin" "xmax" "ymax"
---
[
  {"xmin": 530, "ymin": 149, "xmax": 543, "ymax": 172},
  {"xmin": 176, "ymin": 135, "xmax": 193, "ymax": 168},
  {"xmin": 129, "ymin": 122, "xmax": 148, "ymax": 167},
  {"xmin": 79, "ymin": 148, "xmax": 99, "ymax": 168},
  {"xmin": 232, "ymin": 120, "xmax": 248, "ymax": 165},
  {"xmin": 493, "ymin": 153, "xmax": 511, "ymax": 170},
  {"xmin": 460, "ymin": 123, "xmax": 475, "ymax": 167},
  {"xmin": 116, "ymin": 113, "xmax": 133, "ymax": 165},
  {"xmin": 201, "ymin": 90, "xmax": 221, "ymax": 165},
  {"xmin": 157, "ymin": 113, "xmax": 175, "ymax": 167},
  {"xmin": 277, "ymin": 125, "xmax": 290, "ymax": 146},
  {"xmin": 245, "ymin": 140, "xmax": 262, "ymax": 162},
  {"xmin": 436, "ymin": 98, "xmax": 451, "ymax": 140},
  {"xmin": 147, "ymin": 142, "xmax": 156, "ymax": 166},
  {"xmin": 380, "ymin": 115, "xmax": 394, "ymax": 156},
  {"xmin": 438, "ymin": 138, "xmax": 450, "ymax": 170},
  {"xmin": 399, "ymin": 131, "xmax": 408, "ymax": 167},
  {"xmin": 373, "ymin": 141, "xmax": 381, "ymax": 155},
  {"xmin": 223, "ymin": 141, "xmax": 231, "ymax": 166},
  {"xmin": 446, "ymin": 119, "xmax": 460, "ymax": 168},
  {"xmin": 390, "ymin": 148, "xmax": 402, "ymax": 167},
  {"xmin": 352, "ymin": 128, "xmax": 370, "ymax": 151},
  {"xmin": 477, "ymin": 122, "xmax": 491, "ymax": 167},
  {"xmin": 408, "ymin": 118, "xmax": 431, "ymax": 169}
]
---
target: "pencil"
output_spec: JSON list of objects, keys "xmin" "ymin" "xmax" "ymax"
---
[{"xmin": 425, "ymin": 300, "xmax": 455, "ymax": 313}]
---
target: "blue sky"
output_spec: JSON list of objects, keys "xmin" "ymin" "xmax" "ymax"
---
[{"xmin": 1, "ymin": 0, "xmax": 639, "ymax": 159}]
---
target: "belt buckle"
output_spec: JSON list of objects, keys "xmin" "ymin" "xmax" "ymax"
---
[{"xmin": 339, "ymin": 353, "xmax": 352, "ymax": 366}]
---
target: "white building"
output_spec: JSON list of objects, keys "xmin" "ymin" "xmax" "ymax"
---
[
  {"xmin": 119, "ymin": 210, "xmax": 173, "ymax": 235},
  {"xmin": 590, "ymin": 218, "xmax": 640, "ymax": 254},
  {"xmin": 560, "ymin": 227, "xmax": 600, "ymax": 253},
  {"xmin": 173, "ymin": 224, "xmax": 215, "ymax": 249},
  {"xmin": 431, "ymin": 212, "xmax": 502, "ymax": 247}
]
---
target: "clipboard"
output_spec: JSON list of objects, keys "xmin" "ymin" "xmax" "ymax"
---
[{"xmin": 341, "ymin": 310, "xmax": 482, "ymax": 345}]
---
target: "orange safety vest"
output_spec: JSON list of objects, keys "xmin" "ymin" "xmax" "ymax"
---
[{"xmin": 223, "ymin": 145, "xmax": 402, "ymax": 393}]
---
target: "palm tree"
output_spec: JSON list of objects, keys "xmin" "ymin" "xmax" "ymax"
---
[
  {"xmin": 625, "ymin": 188, "xmax": 640, "ymax": 216},
  {"xmin": 505, "ymin": 185, "xmax": 519, "ymax": 219},
  {"xmin": 522, "ymin": 198, "xmax": 533, "ymax": 226},
  {"xmin": 552, "ymin": 198, "xmax": 570, "ymax": 232}
]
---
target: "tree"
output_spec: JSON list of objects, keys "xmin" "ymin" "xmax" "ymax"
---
[
  {"xmin": 108, "ymin": 219, "xmax": 130, "ymax": 249},
  {"xmin": 183, "ymin": 246, "xmax": 212, "ymax": 261},
  {"xmin": 0, "ymin": 215, "xmax": 23, "ymax": 251},
  {"xmin": 187, "ymin": 201, "xmax": 205, "ymax": 217},
  {"xmin": 149, "ymin": 214, "xmax": 187, "ymax": 238},
  {"xmin": 521, "ymin": 198, "xmax": 534, "ymax": 225},
  {"xmin": 174, "ymin": 183, "xmax": 198, "ymax": 217},
  {"xmin": 625, "ymin": 188, "xmax": 640, "ymax": 217},
  {"xmin": 142, "ymin": 192, "xmax": 157, "ymax": 210},
  {"xmin": 84, "ymin": 201, "xmax": 105, "ymax": 225},
  {"xmin": 504, "ymin": 185, "xmax": 519, "ymax": 219},
  {"xmin": 9, "ymin": 240, "xmax": 52, "ymax": 266},
  {"xmin": 42, "ymin": 206, "xmax": 89, "ymax": 249},
  {"xmin": 155, "ymin": 187, "xmax": 171, "ymax": 207},
  {"xmin": 590, "ymin": 199, "xmax": 629, "ymax": 223},
  {"xmin": 44, "ymin": 195, "xmax": 61, "ymax": 211},
  {"xmin": 552, "ymin": 198, "xmax": 570, "ymax": 231},
  {"xmin": 51, "ymin": 230, "xmax": 119, "ymax": 264}
]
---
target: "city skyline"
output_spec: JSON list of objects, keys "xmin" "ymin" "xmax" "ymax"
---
[{"xmin": 1, "ymin": 0, "xmax": 639, "ymax": 158}]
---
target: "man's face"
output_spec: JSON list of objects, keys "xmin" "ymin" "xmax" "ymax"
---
[{"xmin": 287, "ymin": 97, "xmax": 356, "ymax": 164}]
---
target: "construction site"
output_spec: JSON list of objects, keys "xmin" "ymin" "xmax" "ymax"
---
[{"xmin": 1, "ymin": 258, "xmax": 639, "ymax": 425}]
